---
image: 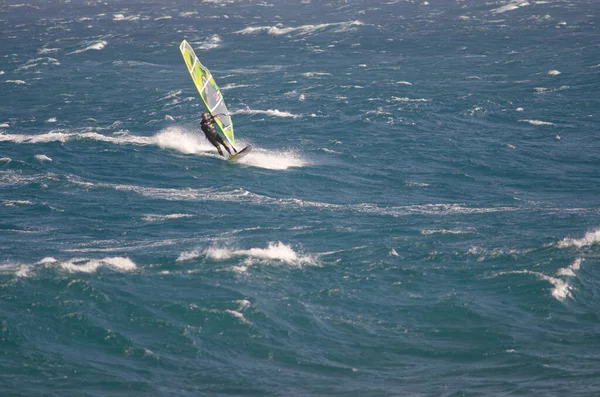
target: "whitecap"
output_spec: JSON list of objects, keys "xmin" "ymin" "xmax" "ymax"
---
[
  {"xmin": 205, "ymin": 241, "xmax": 317, "ymax": 268},
  {"xmin": 491, "ymin": 1, "xmax": 530, "ymax": 14},
  {"xmin": 198, "ymin": 35, "xmax": 221, "ymax": 50},
  {"xmin": 177, "ymin": 250, "xmax": 203, "ymax": 262},
  {"xmin": 535, "ymin": 86, "xmax": 569, "ymax": 94},
  {"xmin": 495, "ymin": 270, "xmax": 573, "ymax": 302},
  {"xmin": 547, "ymin": 70, "xmax": 561, "ymax": 76},
  {"xmin": 16, "ymin": 57, "xmax": 61, "ymax": 71},
  {"xmin": 59, "ymin": 257, "xmax": 137, "ymax": 273},
  {"xmin": 421, "ymin": 229, "xmax": 473, "ymax": 235},
  {"xmin": 519, "ymin": 119, "xmax": 554, "ymax": 126},
  {"xmin": 220, "ymin": 83, "xmax": 256, "ymax": 90},
  {"xmin": 302, "ymin": 72, "xmax": 332, "ymax": 78},
  {"xmin": 3, "ymin": 256, "xmax": 137, "ymax": 277},
  {"xmin": 226, "ymin": 309, "xmax": 251, "ymax": 325},
  {"xmin": 113, "ymin": 14, "xmax": 139, "ymax": 21},
  {"xmin": 405, "ymin": 181, "xmax": 430, "ymax": 187},
  {"xmin": 67, "ymin": 41, "xmax": 107, "ymax": 55},
  {"xmin": 234, "ymin": 20, "xmax": 364, "ymax": 36},
  {"xmin": 143, "ymin": 213, "xmax": 192, "ymax": 222},
  {"xmin": 390, "ymin": 96, "xmax": 430, "ymax": 102},
  {"xmin": 556, "ymin": 258, "xmax": 583, "ymax": 277},
  {"xmin": 3, "ymin": 200, "xmax": 34, "ymax": 207},
  {"xmin": 35, "ymin": 154, "xmax": 52, "ymax": 162},
  {"xmin": 234, "ymin": 108, "xmax": 301, "ymax": 118},
  {"xmin": 557, "ymin": 230, "xmax": 600, "ymax": 248}
]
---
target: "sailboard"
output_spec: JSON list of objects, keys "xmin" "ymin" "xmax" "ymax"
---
[
  {"xmin": 227, "ymin": 145, "xmax": 252, "ymax": 162},
  {"xmin": 179, "ymin": 39, "xmax": 235, "ymax": 146}
]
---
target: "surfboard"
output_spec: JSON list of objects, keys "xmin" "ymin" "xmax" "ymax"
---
[{"xmin": 227, "ymin": 145, "xmax": 252, "ymax": 161}]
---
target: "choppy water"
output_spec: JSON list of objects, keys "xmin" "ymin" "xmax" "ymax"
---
[{"xmin": 2, "ymin": 1, "xmax": 600, "ymax": 395}]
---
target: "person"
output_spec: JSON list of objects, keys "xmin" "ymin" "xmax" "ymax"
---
[{"xmin": 200, "ymin": 112, "xmax": 237, "ymax": 157}]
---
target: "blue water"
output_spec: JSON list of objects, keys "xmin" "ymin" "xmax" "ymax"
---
[{"xmin": 2, "ymin": 1, "xmax": 600, "ymax": 395}]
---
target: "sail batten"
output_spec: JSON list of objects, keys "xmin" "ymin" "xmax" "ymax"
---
[{"xmin": 179, "ymin": 40, "xmax": 235, "ymax": 145}]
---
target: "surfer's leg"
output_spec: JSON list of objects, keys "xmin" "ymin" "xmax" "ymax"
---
[
  {"xmin": 217, "ymin": 136, "xmax": 232, "ymax": 155},
  {"xmin": 208, "ymin": 135, "xmax": 225, "ymax": 156},
  {"xmin": 208, "ymin": 137, "xmax": 225, "ymax": 157}
]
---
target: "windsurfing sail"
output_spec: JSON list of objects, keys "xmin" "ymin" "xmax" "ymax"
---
[{"xmin": 179, "ymin": 39, "xmax": 235, "ymax": 145}]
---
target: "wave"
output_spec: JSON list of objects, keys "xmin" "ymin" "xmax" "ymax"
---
[
  {"xmin": 3, "ymin": 256, "xmax": 137, "ymax": 278},
  {"xmin": 67, "ymin": 40, "xmax": 107, "ymax": 55},
  {"xmin": 493, "ymin": 260, "xmax": 580, "ymax": 302},
  {"xmin": 234, "ymin": 20, "xmax": 364, "ymax": 36},
  {"xmin": 197, "ymin": 34, "xmax": 222, "ymax": 50},
  {"xmin": 534, "ymin": 86, "xmax": 569, "ymax": 94},
  {"xmin": 557, "ymin": 258, "xmax": 583, "ymax": 277},
  {"xmin": 16, "ymin": 57, "xmax": 60, "ymax": 71},
  {"xmin": 519, "ymin": 119, "xmax": 554, "ymax": 126},
  {"xmin": 55, "ymin": 256, "xmax": 137, "ymax": 273},
  {"xmin": 302, "ymin": 72, "xmax": 332, "ymax": 78},
  {"xmin": 0, "ymin": 126, "xmax": 309, "ymax": 170},
  {"xmin": 113, "ymin": 14, "xmax": 141, "ymax": 21},
  {"xmin": 67, "ymin": 176, "xmax": 533, "ymax": 217},
  {"xmin": 142, "ymin": 214, "xmax": 193, "ymax": 222},
  {"xmin": 234, "ymin": 108, "xmax": 302, "ymax": 118},
  {"xmin": 178, "ymin": 241, "xmax": 317, "ymax": 271},
  {"xmin": 2, "ymin": 200, "xmax": 33, "ymax": 207},
  {"xmin": 34, "ymin": 154, "xmax": 52, "ymax": 162},
  {"xmin": 491, "ymin": 1, "xmax": 530, "ymax": 14},
  {"xmin": 557, "ymin": 229, "xmax": 600, "ymax": 249},
  {"xmin": 221, "ymin": 83, "xmax": 256, "ymax": 90},
  {"xmin": 152, "ymin": 127, "xmax": 308, "ymax": 169},
  {"xmin": 390, "ymin": 97, "xmax": 430, "ymax": 103},
  {"xmin": 421, "ymin": 228, "xmax": 474, "ymax": 235},
  {"xmin": 0, "ymin": 129, "xmax": 152, "ymax": 145}
]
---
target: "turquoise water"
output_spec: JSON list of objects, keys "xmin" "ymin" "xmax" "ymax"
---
[{"xmin": 2, "ymin": 1, "xmax": 600, "ymax": 395}]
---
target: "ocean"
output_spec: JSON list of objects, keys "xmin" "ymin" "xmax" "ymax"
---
[{"xmin": 1, "ymin": 0, "xmax": 600, "ymax": 395}]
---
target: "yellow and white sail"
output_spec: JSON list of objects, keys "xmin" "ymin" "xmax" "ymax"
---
[{"xmin": 179, "ymin": 40, "xmax": 235, "ymax": 145}]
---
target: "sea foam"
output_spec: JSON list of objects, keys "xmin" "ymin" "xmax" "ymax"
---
[{"xmin": 557, "ymin": 230, "xmax": 600, "ymax": 248}]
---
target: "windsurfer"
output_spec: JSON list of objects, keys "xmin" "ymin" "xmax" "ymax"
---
[{"xmin": 200, "ymin": 112, "xmax": 237, "ymax": 157}]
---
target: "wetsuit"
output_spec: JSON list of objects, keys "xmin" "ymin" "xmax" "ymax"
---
[{"xmin": 200, "ymin": 116, "xmax": 234, "ymax": 157}]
